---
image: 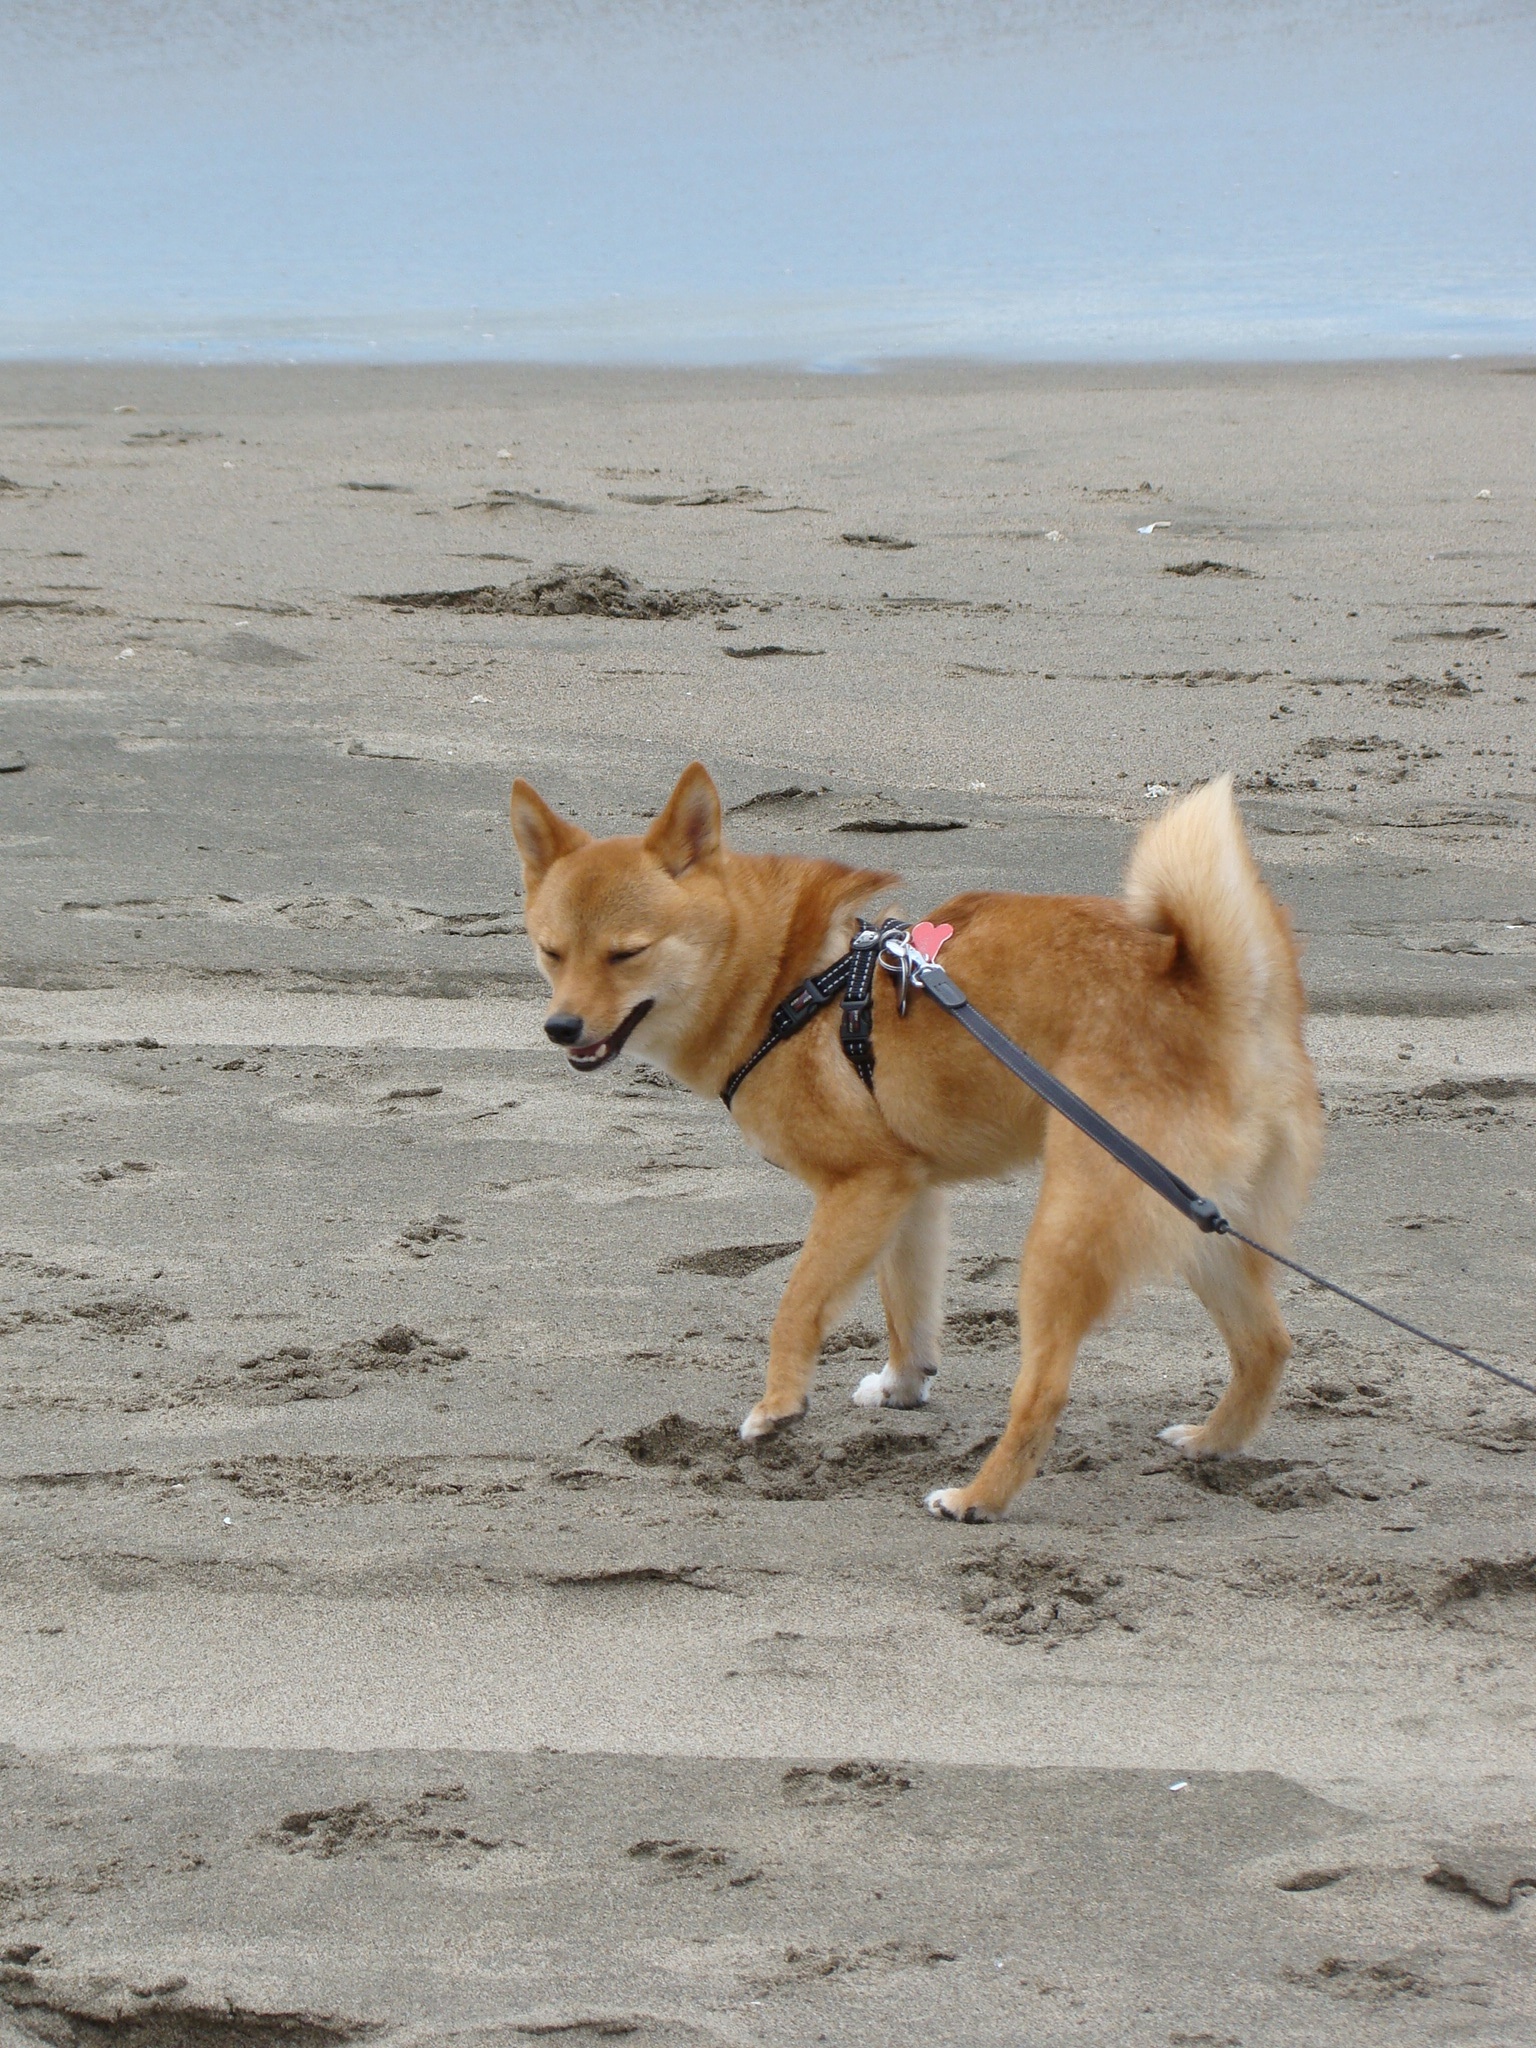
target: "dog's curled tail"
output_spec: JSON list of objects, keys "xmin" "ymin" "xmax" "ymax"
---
[{"xmin": 1124, "ymin": 775, "xmax": 1299, "ymax": 1033}]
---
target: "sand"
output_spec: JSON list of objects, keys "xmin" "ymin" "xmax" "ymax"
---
[{"xmin": 1, "ymin": 358, "xmax": 1534, "ymax": 2044}]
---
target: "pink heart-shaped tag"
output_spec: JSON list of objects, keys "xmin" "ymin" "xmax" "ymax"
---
[{"xmin": 908, "ymin": 921, "xmax": 953, "ymax": 960}]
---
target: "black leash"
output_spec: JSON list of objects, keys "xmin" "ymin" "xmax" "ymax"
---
[
  {"xmin": 721, "ymin": 919, "xmax": 1535, "ymax": 1398},
  {"xmin": 898, "ymin": 940, "xmax": 1536, "ymax": 1400},
  {"xmin": 911, "ymin": 956, "xmax": 1228, "ymax": 1233},
  {"xmin": 1215, "ymin": 1230, "xmax": 1536, "ymax": 1397}
]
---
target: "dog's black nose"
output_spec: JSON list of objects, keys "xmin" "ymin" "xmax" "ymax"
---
[{"xmin": 544, "ymin": 1012, "xmax": 584, "ymax": 1047}]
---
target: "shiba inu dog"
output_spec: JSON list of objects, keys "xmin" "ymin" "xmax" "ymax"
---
[{"xmin": 510, "ymin": 762, "xmax": 1322, "ymax": 1522}]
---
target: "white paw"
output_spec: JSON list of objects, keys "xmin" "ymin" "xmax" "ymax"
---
[
  {"xmin": 740, "ymin": 1401, "xmax": 804, "ymax": 1443},
  {"xmin": 1157, "ymin": 1422, "xmax": 1211, "ymax": 1458},
  {"xmin": 924, "ymin": 1487, "xmax": 995, "ymax": 1523},
  {"xmin": 852, "ymin": 1363, "xmax": 931, "ymax": 1410}
]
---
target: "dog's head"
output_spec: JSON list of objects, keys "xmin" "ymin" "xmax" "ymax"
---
[{"xmin": 510, "ymin": 762, "xmax": 730, "ymax": 1073}]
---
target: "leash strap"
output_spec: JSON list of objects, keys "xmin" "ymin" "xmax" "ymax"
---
[
  {"xmin": 715, "ymin": 918, "xmax": 1533, "ymax": 1398},
  {"xmin": 1217, "ymin": 1227, "xmax": 1536, "ymax": 1396},
  {"xmin": 913, "ymin": 958, "xmax": 1226, "ymax": 1233},
  {"xmin": 901, "ymin": 947, "xmax": 1536, "ymax": 1399}
]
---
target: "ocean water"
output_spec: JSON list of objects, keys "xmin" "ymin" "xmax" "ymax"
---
[{"xmin": 2, "ymin": 0, "xmax": 1533, "ymax": 363}]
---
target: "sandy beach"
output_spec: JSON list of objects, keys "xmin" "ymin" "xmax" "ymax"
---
[{"xmin": 2, "ymin": 357, "xmax": 1535, "ymax": 2043}]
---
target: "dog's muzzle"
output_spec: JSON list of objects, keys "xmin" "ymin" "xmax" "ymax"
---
[{"xmin": 564, "ymin": 999, "xmax": 654, "ymax": 1072}]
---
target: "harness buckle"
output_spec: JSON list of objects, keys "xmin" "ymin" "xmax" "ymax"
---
[
  {"xmin": 839, "ymin": 998, "xmax": 874, "ymax": 1046},
  {"xmin": 779, "ymin": 980, "xmax": 823, "ymax": 1024}
]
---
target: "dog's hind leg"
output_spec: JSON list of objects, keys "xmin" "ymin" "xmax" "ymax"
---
[
  {"xmin": 1159, "ymin": 1239, "xmax": 1292, "ymax": 1457},
  {"xmin": 926, "ymin": 1162, "xmax": 1126, "ymax": 1522},
  {"xmin": 741, "ymin": 1165, "xmax": 920, "ymax": 1442},
  {"xmin": 855, "ymin": 1184, "xmax": 949, "ymax": 1410}
]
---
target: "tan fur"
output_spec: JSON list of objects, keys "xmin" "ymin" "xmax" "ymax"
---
[{"xmin": 512, "ymin": 764, "xmax": 1323, "ymax": 1522}]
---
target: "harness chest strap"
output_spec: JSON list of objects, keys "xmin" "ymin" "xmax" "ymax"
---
[{"xmin": 720, "ymin": 919, "xmax": 903, "ymax": 1112}]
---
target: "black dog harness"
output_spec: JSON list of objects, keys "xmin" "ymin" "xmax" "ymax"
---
[{"xmin": 720, "ymin": 918, "xmax": 904, "ymax": 1112}]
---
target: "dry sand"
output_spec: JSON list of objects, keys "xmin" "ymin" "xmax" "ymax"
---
[{"xmin": 1, "ymin": 358, "xmax": 1534, "ymax": 2044}]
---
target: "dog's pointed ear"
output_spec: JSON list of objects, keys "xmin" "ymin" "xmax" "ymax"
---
[
  {"xmin": 644, "ymin": 762, "xmax": 722, "ymax": 877},
  {"xmin": 510, "ymin": 779, "xmax": 590, "ymax": 891}
]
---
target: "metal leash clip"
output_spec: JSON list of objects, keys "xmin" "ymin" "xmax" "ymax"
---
[
  {"xmin": 877, "ymin": 924, "xmax": 919, "ymax": 1016},
  {"xmin": 879, "ymin": 920, "xmax": 954, "ymax": 1016}
]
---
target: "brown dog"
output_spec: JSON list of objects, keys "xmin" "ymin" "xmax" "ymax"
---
[{"xmin": 510, "ymin": 763, "xmax": 1322, "ymax": 1521}]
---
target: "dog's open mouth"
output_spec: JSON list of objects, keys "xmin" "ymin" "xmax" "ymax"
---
[{"xmin": 566, "ymin": 999, "xmax": 654, "ymax": 1073}]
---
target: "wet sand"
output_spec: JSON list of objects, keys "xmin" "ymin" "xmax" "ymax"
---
[{"xmin": 1, "ymin": 358, "xmax": 1534, "ymax": 2043}]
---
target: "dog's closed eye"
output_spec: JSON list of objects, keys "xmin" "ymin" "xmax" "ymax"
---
[{"xmin": 607, "ymin": 943, "xmax": 650, "ymax": 964}]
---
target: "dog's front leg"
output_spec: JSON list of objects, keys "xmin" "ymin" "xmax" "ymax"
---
[
  {"xmin": 741, "ymin": 1167, "xmax": 919, "ymax": 1442},
  {"xmin": 856, "ymin": 1184, "xmax": 949, "ymax": 1409}
]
